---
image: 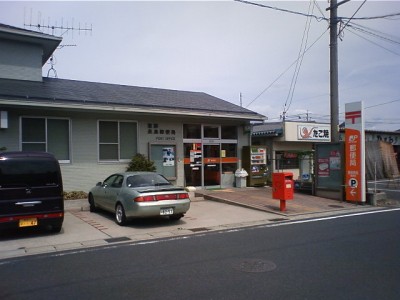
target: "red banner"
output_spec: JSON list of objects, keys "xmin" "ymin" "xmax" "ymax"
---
[{"xmin": 345, "ymin": 128, "xmax": 362, "ymax": 202}]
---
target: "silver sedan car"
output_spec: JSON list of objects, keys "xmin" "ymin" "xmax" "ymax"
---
[{"xmin": 88, "ymin": 172, "xmax": 191, "ymax": 226}]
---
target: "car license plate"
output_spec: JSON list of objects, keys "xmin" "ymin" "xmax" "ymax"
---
[
  {"xmin": 160, "ymin": 208, "xmax": 174, "ymax": 216},
  {"xmin": 19, "ymin": 218, "xmax": 38, "ymax": 227}
]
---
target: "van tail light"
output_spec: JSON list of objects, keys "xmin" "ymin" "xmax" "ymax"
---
[{"xmin": 134, "ymin": 193, "xmax": 189, "ymax": 202}]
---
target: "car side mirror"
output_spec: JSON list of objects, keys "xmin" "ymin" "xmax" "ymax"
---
[{"xmin": 96, "ymin": 182, "xmax": 102, "ymax": 186}]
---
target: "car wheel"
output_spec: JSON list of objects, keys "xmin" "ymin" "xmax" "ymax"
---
[
  {"xmin": 169, "ymin": 214, "xmax": 183, "ymax": 221},
  {"xmin": 89, "ymin": 194, "xmax": 96, "ymax": 212},
  {"xmin": 115, "ymin": 203, "xmax": 127, "ymax": 226}
]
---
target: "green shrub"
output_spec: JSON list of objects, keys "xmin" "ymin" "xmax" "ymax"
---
[
  {"xmin": 64, "ymin": 191, "xmax": 88, "ymax": 200},
  {"xmin": 126, "ymin": 153, "xmax": 156, "ymax": 172}
]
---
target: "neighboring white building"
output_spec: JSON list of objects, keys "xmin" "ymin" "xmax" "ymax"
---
[{"xmin": 252, "ymin": 121, "xmax": 331, "ymax": 181}]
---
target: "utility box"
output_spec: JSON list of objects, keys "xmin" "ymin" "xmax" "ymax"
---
[{"xmin": 272, "ymin": 172, "xmax": 294, "ymax": 200}]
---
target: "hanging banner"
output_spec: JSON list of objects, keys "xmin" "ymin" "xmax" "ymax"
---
[{"xmin": 345, "ymin": 101, "xmax": 366, "ymax": 203}]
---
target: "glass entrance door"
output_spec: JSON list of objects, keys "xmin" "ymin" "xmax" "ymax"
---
[
  {"xmin": 203, "ymin": 144, "xmax": 221, "ymax": 186},
  {"xmin": 184, "ymin": 143, "xmax": 202, "ymax": 186}
]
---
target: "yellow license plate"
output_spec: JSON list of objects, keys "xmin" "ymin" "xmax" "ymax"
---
[{"xmin": 19, "ymin": 218, "xmax": 38, "ymax": 227}]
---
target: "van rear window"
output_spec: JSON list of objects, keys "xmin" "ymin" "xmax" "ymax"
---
[{"xmin": 0, "ymin": 158, "xmax": 60, "ymax": 188}]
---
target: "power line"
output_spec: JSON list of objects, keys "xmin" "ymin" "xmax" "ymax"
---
[
  {"xmin": 345, "ymin": 27, "xmax": 400, "ymax": 57},
  {"xmin": 347, "ymin": 22, "xmax": 400, "ymax": 46},
  {"xmin": 266, "ymin": 98, "xmax": 400, "ymax": 125},
  {"xmin": 365, "ymin": 98, "xmax": 400, "ymax": 109},
  {"xmin": 234, "ymin": 0, "xmax": 327, "ymax": 21},
  {"xmin": 338, "ymin": 0, "xmax": 366, "ymax": 38},
  {"xmin": 342, "ymin": 12, "xmax": 400, "ymax": 20},
  {"xmin": 283, "ymin": 0, "xmax": 315, "ymax": 116},
  {"xmin": 235, "ymin": 0, "xmax": 400, "ymax": 22},
  {"xmin": 313, "ymin": 0, "xmax": 328, "ymax": 22},
  {"xmin": 245, "ymin": 27, "xmax": 329, "ymax": 108}
]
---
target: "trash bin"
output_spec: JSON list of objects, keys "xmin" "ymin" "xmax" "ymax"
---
[{"xmin": 235, "ymin": 168, "xmax": 248, "ymax": 188}]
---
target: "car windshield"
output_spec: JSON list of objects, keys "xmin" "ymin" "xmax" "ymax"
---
[{"xmin": 126, "ymin": 173, "xmax": 171, "ymax": 188}]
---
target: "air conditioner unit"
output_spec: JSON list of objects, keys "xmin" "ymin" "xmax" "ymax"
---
[{"xmin": 0, "ymin": 111, "xmax": 8, "ymax": 128}]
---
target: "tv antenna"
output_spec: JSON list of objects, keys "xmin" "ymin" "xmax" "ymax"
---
[{"xmin": 24, "ymin": 9, "xmax": 93, "ymax": 78}]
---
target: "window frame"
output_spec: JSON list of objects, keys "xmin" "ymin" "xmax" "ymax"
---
[
  {"xmin": 98, "ymin": 120, "xmax": 138, "ymax": 162},
  {"xmin": 275, "ymin": 151, "xmax": 300, "ymax": 170},
  {"xmin": 20, "ymin": 116, "xmax": 71, "ymax": 163}
]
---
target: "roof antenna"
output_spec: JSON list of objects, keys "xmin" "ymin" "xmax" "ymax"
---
[
  {"xmin": 23, "ymin": 8, "xmax": 93, "ymax": 78},
  {"xmin": 47, "ymin": 55, "xmax": 57, "ymax": 78}
]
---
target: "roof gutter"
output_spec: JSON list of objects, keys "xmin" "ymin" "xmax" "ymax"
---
[{"xmin": 0, "ymin": 98, "xmax": 265, "ymax": 121}]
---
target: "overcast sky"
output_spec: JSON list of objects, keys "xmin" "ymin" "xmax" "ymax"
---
[{"xmin": 1, "ymin": 1, "xmax": 400, "ymax": 131}]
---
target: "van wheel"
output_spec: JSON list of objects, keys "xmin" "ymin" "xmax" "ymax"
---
[
  {"xmin": 115, "ymin": 203, "xmax": 127, "ymax": 226},
  {"xmin": 89, "ymin": 194, "xmax": 96, "ymax": 212},
  {"xmin": 51, "ymin": 223, "xmax": 62, "ymax": 233}
]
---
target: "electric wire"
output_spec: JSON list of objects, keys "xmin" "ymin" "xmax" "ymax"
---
[
  {"xmin": 235, "ymin": 0, "xmax": 400, "ymax": 128},
  {"xmin": 341, "ymin": 12, "xmax": 400, "ymax": 20},
  {"xmin": 338, "ymin": 0, "xmax": 367, "ymax": 38},
  {"xmin": 236, "ymin": 0, "xmax": 400, "ymax": 22},
  {"xmin": 345, "ymin": 26, "xmax": 400, "ymax": 57},
  {"xmin": 234, "ymin": 0, "xmax": 327, "ymax": 22},
  {"xmin": 331, "ymin": 99, "xmax": 400, "ymax": 125},
  {"xmin": 283, "ymin": 0, "xmax": 315, "ymax": 115},
  {"xmin": 245, "ymin": 27, "xmax": 329, "ymax": 109},
  {"xmin": 313, "ymin": 0, "xmax": 328, "ymax": 22},
  {"xmin": 347, "ymin": 22, "xmax": 400, "ymax": 46}
]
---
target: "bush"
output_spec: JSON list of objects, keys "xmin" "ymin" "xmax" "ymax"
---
[
  {"xmin": 64, "ymin": 191, "xmax": 88, "ymax": 200},
  {"xmin": 126, "ymin": 153, "xmax": 156, "ymax": 172}
]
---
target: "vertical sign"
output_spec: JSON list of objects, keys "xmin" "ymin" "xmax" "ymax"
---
[{"xmin": 345, "ymin": 101, "xmax": 366, "ymax": 203}]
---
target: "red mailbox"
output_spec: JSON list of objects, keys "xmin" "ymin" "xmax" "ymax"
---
[{"xmin": 272, "ymin": 172, "xmax": 294, "ymax": 211}]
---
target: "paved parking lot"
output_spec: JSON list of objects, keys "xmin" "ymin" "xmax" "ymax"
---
[{"xmin": 0, "ymin": 199, "xmax": 275, "ymax": 260}]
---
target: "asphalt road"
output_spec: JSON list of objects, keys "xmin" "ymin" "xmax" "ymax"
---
[{"xmin": 1, "ymin": 209, "xmax": 400, "ymax": 300}]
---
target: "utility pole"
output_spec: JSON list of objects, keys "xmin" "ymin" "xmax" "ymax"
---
[{"xmin": 327, "ymin": 0, "xmax": 349, "ymax": 142}]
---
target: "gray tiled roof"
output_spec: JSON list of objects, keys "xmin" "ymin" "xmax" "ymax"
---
[
  {"xmin": 252, "ymin": 122, "xmax": 283, "ymax": 136},
  {"xmin": 0, "ymin": 77, "xmax": 263, "ymax": 117}
]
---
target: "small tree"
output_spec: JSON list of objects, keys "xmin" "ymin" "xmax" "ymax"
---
[{"xmin": 126, "ymin": 153, "xmax": 156, "ymax": 172}]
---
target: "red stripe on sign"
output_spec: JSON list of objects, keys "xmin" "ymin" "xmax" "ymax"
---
[
  {"xmin": 345, "ymin": 111, "xmax": 361, "ymax": 118},
  {"xmin": 345, "ymin": 111, "xmax": 361, "ymax": 124}
]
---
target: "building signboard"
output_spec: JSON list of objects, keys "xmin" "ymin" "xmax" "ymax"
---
[
  {"xmin": 297, "ymin": 125, "xmax": 330, "ymax": 141},
  {"xmin": 345, "ymin": 101, "xmax": 366, "ymax": 203}
]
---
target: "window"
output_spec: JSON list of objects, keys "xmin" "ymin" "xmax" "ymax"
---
[
  {"xmin": 183, "ymin": 124, "xmax": 201, "ymax": 139},
  {"xmin": 203, "ymin": 125, "xmax": 219, "ymax": 139},
  {"xmin": 21, "ymin": 117, "xmax": 70, "ymax": 162},
  {"xmin": 99, "ymin": 121, "xmax": 137, "ymax": 161},
  {"xmin": 221, "ymin": 143, "xmax": 237, "ymax": 174},
  {"xmin": 221, "ymin": 126, "xmax": 237, "ymax": 139},
  {"xmin": 275, "ymin": 151, "xmax": 299, "ymax": 170}
]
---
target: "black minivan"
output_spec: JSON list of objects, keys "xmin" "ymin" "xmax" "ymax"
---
[{"xmin": 0, "ymin": 151, "xmax": 64, "ymax": 233}]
